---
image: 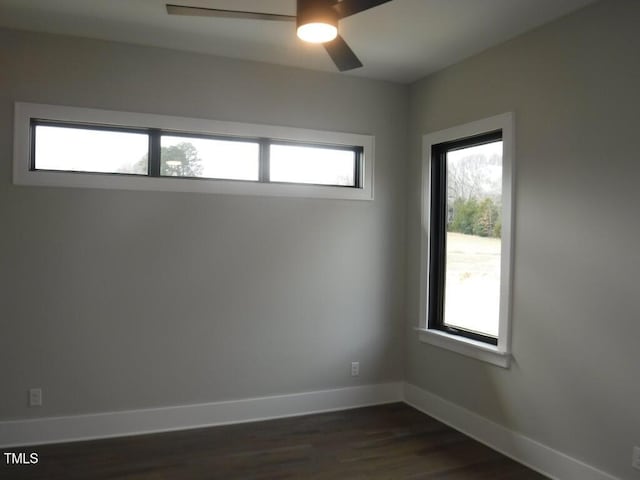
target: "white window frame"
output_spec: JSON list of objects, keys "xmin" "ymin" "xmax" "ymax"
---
[
  {"xmin": 417, "ymin": 112, "xmax": 515, "ymax": 368},
  {"xmin": 13, "ymin": 102, "xmax": 374, "ymax": 201}
]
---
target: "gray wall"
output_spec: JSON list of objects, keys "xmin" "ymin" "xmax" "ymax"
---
[
  {"xmin": 0, "ymin": 28, "xmax": 408, "ymax": 419},
  {"xmin": 3, "ymin": 0, "xmax": 639, "ymax": 478},
  {"xmin": 405, "ymin": 1, "xmax": 640, "ymax": 478}
]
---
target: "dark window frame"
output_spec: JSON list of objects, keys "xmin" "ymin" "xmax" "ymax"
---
[
  {"xmin": 428, "ymin": 129, "xmax": 502, "ymax": 346},
  {"xmin": 30, "ymin": 119, "xmax": 363, "ymax": 189}
]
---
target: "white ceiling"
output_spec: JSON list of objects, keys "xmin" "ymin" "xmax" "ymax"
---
[{"xmin": 0, "ymin": 0, "xmax": 596, "ymax": 83}]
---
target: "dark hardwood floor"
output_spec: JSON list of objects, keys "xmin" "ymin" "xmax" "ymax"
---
[{"xmin": 1, "ymin": 403, "xmax": 547, "ymax": 479}]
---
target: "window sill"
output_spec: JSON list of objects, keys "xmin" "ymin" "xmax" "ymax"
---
[{"xmin": 415, "ymin": 328, "xmax": 511, "ymax": 368}]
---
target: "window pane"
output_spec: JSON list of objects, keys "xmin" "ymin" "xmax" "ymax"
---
[
  {"xmin": 161, "ymin": 136, "xmax": 259, "ymax": 181},
  {"xmin": 34, "ymin": 125, "xmax": 149, "ymax": 174},
  {"xmin": 270, "ymin": 144, "xmax": 356, "ymax": 186},
  {"xmin": 444, "ymin": 141, "xmax": 503, "ymax": 337}
]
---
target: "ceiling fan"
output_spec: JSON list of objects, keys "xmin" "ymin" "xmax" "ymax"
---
[{"xmin": 166, "ymin": 0, "xmax": 393, "ymax": 72}]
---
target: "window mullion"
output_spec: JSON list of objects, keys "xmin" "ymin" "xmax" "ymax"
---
[
  {"xmin": 259, "ymin": 138, "xmax": 270, "ymax": 183},
  {"xmin": 149, "ymin": 129, "xmax": 161, "ymax": 177}
]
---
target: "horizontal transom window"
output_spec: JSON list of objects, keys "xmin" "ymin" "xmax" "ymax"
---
[
  {"xmin": 30, "ymin": 121, "xmax": 362, "ymax": 188},
  {"xmin": 15, "ymin": 103, "xmax": 374, "ymax": 200}
]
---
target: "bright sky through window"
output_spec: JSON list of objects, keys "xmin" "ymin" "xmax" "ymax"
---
[
  {"xmin": 270, "ymin": 144, "xmax": 356, "ymax": 186},
  {"xmin": 34, "ymin": 125, "xmax": 148, "ymax": 174},
  {"xmin": 161, "ymin": 135, "xmax": 259, "ymax": 181},
  {"xmin": 447, "ymin": 141, "xmax": 502, "ymax": 195}
]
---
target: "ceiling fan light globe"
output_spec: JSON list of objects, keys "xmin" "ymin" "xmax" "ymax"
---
[{"xmin": 297, "ymin": 22, "xmax": 337, "ymax": 43}]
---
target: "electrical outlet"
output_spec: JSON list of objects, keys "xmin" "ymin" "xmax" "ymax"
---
[
  {"xmin": 29, "ymin": 388, "xmax": 42, "ymax": 407},
  {"xmin": 632, "ymin": 446, "xmax": 640, "ymax": 471},
  {"xmin": 351, "ymin": 362, "xmax": 360, "ymax": 377}
]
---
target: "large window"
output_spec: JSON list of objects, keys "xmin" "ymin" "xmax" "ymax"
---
[
  {"xmin": 15, "ymin": 103, "xmax": 374, "ymax": 200},
  {"xmin": 419, "ymin": 113, "xmax": 514, "ymax": 367}
]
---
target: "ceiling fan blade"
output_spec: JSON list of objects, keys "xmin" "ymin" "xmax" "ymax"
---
[
  {"xmin": 323, "ymin": 35, "xmax": 363, "ymax": 71},
  {"xmin": 331, "ymin": 0, "xmax": 392, "ymax": 19},
  {"xmin": 166, "ymin": 4, "xmax": 295, "ymax": 22}
]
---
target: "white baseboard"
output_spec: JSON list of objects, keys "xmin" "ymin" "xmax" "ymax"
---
[
  {"xmin": 403, "ymin": 383, "xmax": 619, "ymax": 480},
  {"xmin": 1, "ymin": 381, "xmax": 620, "ymax": 480},
  {"xmin": 0, "ymin": 382, "xmax": 403, "ymax": 448}
]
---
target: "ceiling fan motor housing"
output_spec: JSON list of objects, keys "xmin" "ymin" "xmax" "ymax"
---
[{"xmin": 296, "ymin": 0, "xmax": 339, "ymax": 30}]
